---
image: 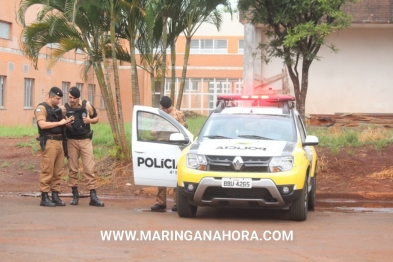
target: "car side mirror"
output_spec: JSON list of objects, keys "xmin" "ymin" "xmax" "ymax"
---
[
  {"xmin": 303, "ymin": 135, "xmax": 319, "ymax": 146},
  {"xmin": 169, "ymin": 133, "xmax": 189, "ymax": 144}
]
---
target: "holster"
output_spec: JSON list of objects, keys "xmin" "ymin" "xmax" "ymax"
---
[
  {"xmin": 36, "ymin": 136, "xmax": 47, "ymax": 151},
  {"xmin": 88, "ymin": 130, "xmax": 94, "ymax": 140}
]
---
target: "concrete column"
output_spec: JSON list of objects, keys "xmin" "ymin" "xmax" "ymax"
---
[{"xmin": 243, "ymin": 23, "xmax": 255, "ymax": 95}]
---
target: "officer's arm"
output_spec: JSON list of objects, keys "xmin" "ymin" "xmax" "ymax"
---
[
  {"xmin": 37, "ymin": 119, "xmax": 69, "ymax": 129},
  {"xmin": 85, "ymin": 102, "xmax": 99, "ymax": 125},
  {"xmin": 35, "ymin": 106, "xmax": 68, "ymax": 129}
]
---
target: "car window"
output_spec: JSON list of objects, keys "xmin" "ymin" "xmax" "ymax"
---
[
  {"xmin": 137, "ymin": 111, "xmax": 179, "ymax": 143},
  {"xmin": 199, "ymin": 114, "xmax": 296, "ymax": 141},
  {"xmin": 295, "ymin": 114, "xmax": 307, "ymax": 142}
]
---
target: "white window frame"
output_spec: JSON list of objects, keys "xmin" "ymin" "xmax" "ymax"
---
[
  {"xmin": 0, "ymin": 76, "xmax": 5, "ymax": 108},
  {"xmin": 0, "ymin": 21, "xmax": 11, "ymax": 39},
  {"xmin": 76, "ymin": 83, "xmax": 83, "ymax": 100},
  {"xmin": 88, "ymin": 84, "xmax": 95, "ymax": 106},
  {"xmin": 238, "ymin": 39, "xmax": 244, "ymax": 54},
  {"xmin": 61, "ymin": 81, "xmax": 71, "ymax": 96},
  {"xmin": 190, "ymin": 39, "xmax": 228, "ymax": 54},
  {"xmin": 24, "ymin": 78, "xmax": 34, "ymax": 108},
  {"xmin": 47, "ymin": 43, "xmax": 60, "ymax": 49}
]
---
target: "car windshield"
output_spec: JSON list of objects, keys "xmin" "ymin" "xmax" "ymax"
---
[{"xmin": 198, "ymin": 114, "xmax": 296, "ymax": 142}]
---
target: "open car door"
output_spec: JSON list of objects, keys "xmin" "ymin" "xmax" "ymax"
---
[{"xmin": 132, "ymin": 106, "xmax": 194, "ymax": 187}]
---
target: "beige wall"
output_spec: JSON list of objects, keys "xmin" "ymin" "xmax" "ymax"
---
[
  {"xmin": 256, "ymin": 24, "xmax": 393, "ymax": 115},
  {"xmin": 1, "ymin": 3, "xmax": 244, "ymax": 126}
]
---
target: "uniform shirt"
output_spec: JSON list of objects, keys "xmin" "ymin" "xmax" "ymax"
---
[
  {"xmin": 151, "ymin": 107, "xmax": 188, "ymax": 141},
  {"xmin": 35, "ymin": 104, "xmax": 51, "ymax": 122},
  {"xmin": 61, "ymin": 101, "xmax": 96, "ymax": 117}
]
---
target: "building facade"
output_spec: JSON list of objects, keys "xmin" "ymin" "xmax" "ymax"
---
[
  {"xmin": 242, "ymin": 0, "xmax": 393, "ymax": 115},
  {"xmin": 0, "ymin": 1, "xmax": 244, "ymax": 126}
]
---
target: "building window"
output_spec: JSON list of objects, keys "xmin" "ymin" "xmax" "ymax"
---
[
  {"xmin": 0, "ymin": 76, "xmax": 5, "ymax": 108},
  {"xmin": 88, "ymin": 84, "xmax": 95, "ymax": 106},
  {"xmin": 76, "ymin": 83, "xmax": 83, "ymax": 100},
  {"xmin": 190, "ymin": 39, "xmax": 227, "ymax": 54},
  {"xmin": 62, "ymin": 81, "xmax": 70, "ymax": 103},
  {"xmin": 0, "ymin": 21, "xmax": 11, "ymax": 39},
  {"xmin": 24, "ymin": 78, "xmax": 34, "ymax": 108},
  {"xmin": 47, "ymin": 43, "xmax": 60, "ymax": 49},
  {"xmin": 238, "ymin": 39, "xmax": 244, "ymax": 54},
  {"xmin": 184, "ymin": 78, "xmax": 199, "ymax": 92}
]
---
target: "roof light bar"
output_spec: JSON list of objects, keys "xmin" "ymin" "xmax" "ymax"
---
[{"xmin": 217, "ymin": 94, "xmax": 295, "ymax": 102}]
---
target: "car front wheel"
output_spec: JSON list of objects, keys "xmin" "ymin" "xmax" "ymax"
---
[
  {"xmin": 289, "ymin": 179, "xmax": 308, "ymax": 221},
  {"xmin": 176, "ymin": 187, "xmax": 197, "ymax": 218}
]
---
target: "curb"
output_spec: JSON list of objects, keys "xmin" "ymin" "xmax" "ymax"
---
[{"xmin": 317, "ymin": 191, "xmax": 393, "ymax": 200}]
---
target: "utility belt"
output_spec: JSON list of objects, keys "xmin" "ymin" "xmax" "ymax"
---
[
  {"xmin": 45, "ymin": 135, "xmax": 63, "ymax": 141},
  {"xmin": 36, "ymin": 134, "xmax": 63, "ymax": 151},
  {"xmin": 68, "ymin": 131, "xmax": 93, "ymax": 140}
]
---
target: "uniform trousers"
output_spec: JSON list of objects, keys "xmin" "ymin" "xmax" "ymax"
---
[
  {"xmin": 156, "ymin": 187, "xmax": 177, "ymax": 206},
  {"xmin": 39, "ymin": 140, "xmax": 64, "ymax": 192},
  {"xmin": 67, "ymin": 139, "xmax": 97, "ymax": 190}
]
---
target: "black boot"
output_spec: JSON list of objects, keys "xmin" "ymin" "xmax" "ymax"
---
[
  {"xmin": 51, "ymin": 191, "xmax": 66, "ymax": 206},
  {"xmin": 40, "ymin": 192, "xmax": 56, "ymax": 207},
  {"xmin": 89, "ymin": 189, "xmax": 104, "ymax": 207},
  {"xmin": 70, "ymin": 187, "xmax": 79, "ymax": 205}
]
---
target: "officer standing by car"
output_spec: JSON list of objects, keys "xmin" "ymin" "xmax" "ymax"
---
[
  {"xmin": 62, "ymin": 86, "xmax": 104, "ymax": 207},
  {"xmin": 150, "ymin": 96, "xmax": 188, "ymax": 212},
  {"xmin": 35, "ymin": 87, "xmax": 73, "ymax": 207}
]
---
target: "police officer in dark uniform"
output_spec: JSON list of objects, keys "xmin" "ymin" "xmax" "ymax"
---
[
  {"xmin": 35, "ymin": 87, "xmax": 73, "ymax": 207},
  {"xmin": 62, "ymin": 87, "xmax": 104, "ymax": 207}
]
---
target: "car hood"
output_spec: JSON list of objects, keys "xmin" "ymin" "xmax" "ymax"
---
[{"xmin": 189, "ymin": 139, "xmax": 296, "ymax": 157}]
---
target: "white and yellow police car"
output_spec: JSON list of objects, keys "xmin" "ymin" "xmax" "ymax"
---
[{"xmin": 132, "ymin": 94, "xmax": 318, "ymax": 221}]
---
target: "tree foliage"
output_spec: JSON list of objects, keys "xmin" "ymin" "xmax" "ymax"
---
[{"xmin": 238, "ymin": 0, "xmax": 357, "ymax": 120}]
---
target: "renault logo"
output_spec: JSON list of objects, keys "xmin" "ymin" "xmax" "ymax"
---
[{"xmin": 232, "ymin": 156, "xmax": 243, "ymax": 171}]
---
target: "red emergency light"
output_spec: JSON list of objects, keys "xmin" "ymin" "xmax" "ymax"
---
[{"xmin": 217, "ymin": 94, "xmax": 295, "ymax": 102}]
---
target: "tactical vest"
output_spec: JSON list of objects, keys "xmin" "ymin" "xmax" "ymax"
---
[
  {"xmin": 37, "ymin": 102, "xmax": 63, "ymax": 136},
  {"xmin": 65, "ymin": 100, "xmax": 94, "ymax": 138}
]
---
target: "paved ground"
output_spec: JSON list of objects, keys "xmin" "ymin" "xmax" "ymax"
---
[{"xmin": 1, "ymin": 195, "xmax": 393, "ymax": 261}]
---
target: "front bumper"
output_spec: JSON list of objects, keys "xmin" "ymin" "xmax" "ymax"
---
[{"xmin": 178, "ymin": 177, "xmax": 302, "ymax": 208}]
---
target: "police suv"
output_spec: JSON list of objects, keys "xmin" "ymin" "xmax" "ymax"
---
[{"xmin": 132, "ymin": 94, "xmax": 318, "ymax": 221}]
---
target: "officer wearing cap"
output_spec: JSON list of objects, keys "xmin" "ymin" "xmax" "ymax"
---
[
  {"xmin": 61, "ymin": 86, "xmax": 104, "ymax": 207},
  {"xmin": 150, "ymin": 96, "xmax": 188, "ymax": 212},
  {"xmin": 35, "ymin": 87, "xmax": 74, "ymax": 207}
]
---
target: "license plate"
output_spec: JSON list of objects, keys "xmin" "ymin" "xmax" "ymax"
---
[{"xmin": 222, "ymin": 178, "xmax": 252, "ymax": 188}]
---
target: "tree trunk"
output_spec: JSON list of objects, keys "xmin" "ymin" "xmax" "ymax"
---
[
  {"xmin": 129, "ymin": 33, "xmax": 140, "ymax": 106},
  {"xmin": 93, "ymin": 60, "xmax": 120, "ymax": 147},
  {"xmin": 160, "ymin": 16, "xmax": 168, "ymax": 97},
  {"xmin": 110, "ymin": 7, "xmax": 129, "ymax": 158},
  {"xmin": 176, "ymin": 36, "xmax": 191, "ymax": 110},
  {"xmin": 170, "ymin": 42, "xmax": 176, "ymax": 102},
  {"xmin": 150, "ymin": 70, "xmax": 156, "ymax": 107}
]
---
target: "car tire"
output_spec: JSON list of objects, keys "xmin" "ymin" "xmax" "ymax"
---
[
  {"xmin": 308, "ymin": 176, "xmax": 316, "ymax": 211},
  {"xmin": 176, "ymin": 187, "xmax": 197, "ymax": 218},
  {"xmin": 289, "ymin": 179, "xmax": 308, "ymax": 221}
]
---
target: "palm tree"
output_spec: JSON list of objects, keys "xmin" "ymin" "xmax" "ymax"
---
[
  {"xmin": 175, "ymin": 0, "xmax": 232, "ymax": 109},
  {"xmin": 136, "ymin": 1, "xmax": 164, "ymax": 107},
  {"xmin": 18, "ymin": 0, "xmax": 129, "ymax": 158}
]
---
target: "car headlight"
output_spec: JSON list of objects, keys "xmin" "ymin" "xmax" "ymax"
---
[
  {"xmin": 186, "ymin": 154, "xmax": 207, "ymax": 171},
  {"xmin": 269, "ymin": 156, "xmax": 293, "ymax": 172}
]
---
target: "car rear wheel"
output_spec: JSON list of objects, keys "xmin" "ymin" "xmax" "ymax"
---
[
  {"xmin": 176, "ymin": 187, "xmax": 197, "ymax": 218},
  {"xmin": 289, "ymin": 179, "xmax": 308, "ymax": 221}
]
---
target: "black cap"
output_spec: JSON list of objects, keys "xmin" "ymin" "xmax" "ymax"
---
[
  {"xmin": 160, "ymin": 96, "xmax": 172, "ymax": 109},
  {"xmin": 49, "ymin": 87, "xmax": 63, "ymax": 97},
  {"xmin": 69, "ymin": 86, "xmax": 80, "ymax": 98}
]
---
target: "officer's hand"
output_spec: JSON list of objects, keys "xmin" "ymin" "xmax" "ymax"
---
[
  {"xmin": 65, "ymin": 116, "xmax": 74, "ymax": 126},
  {"xmin": 82, "ymin": 115, "xmax": 91, "ymax": 124}
]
